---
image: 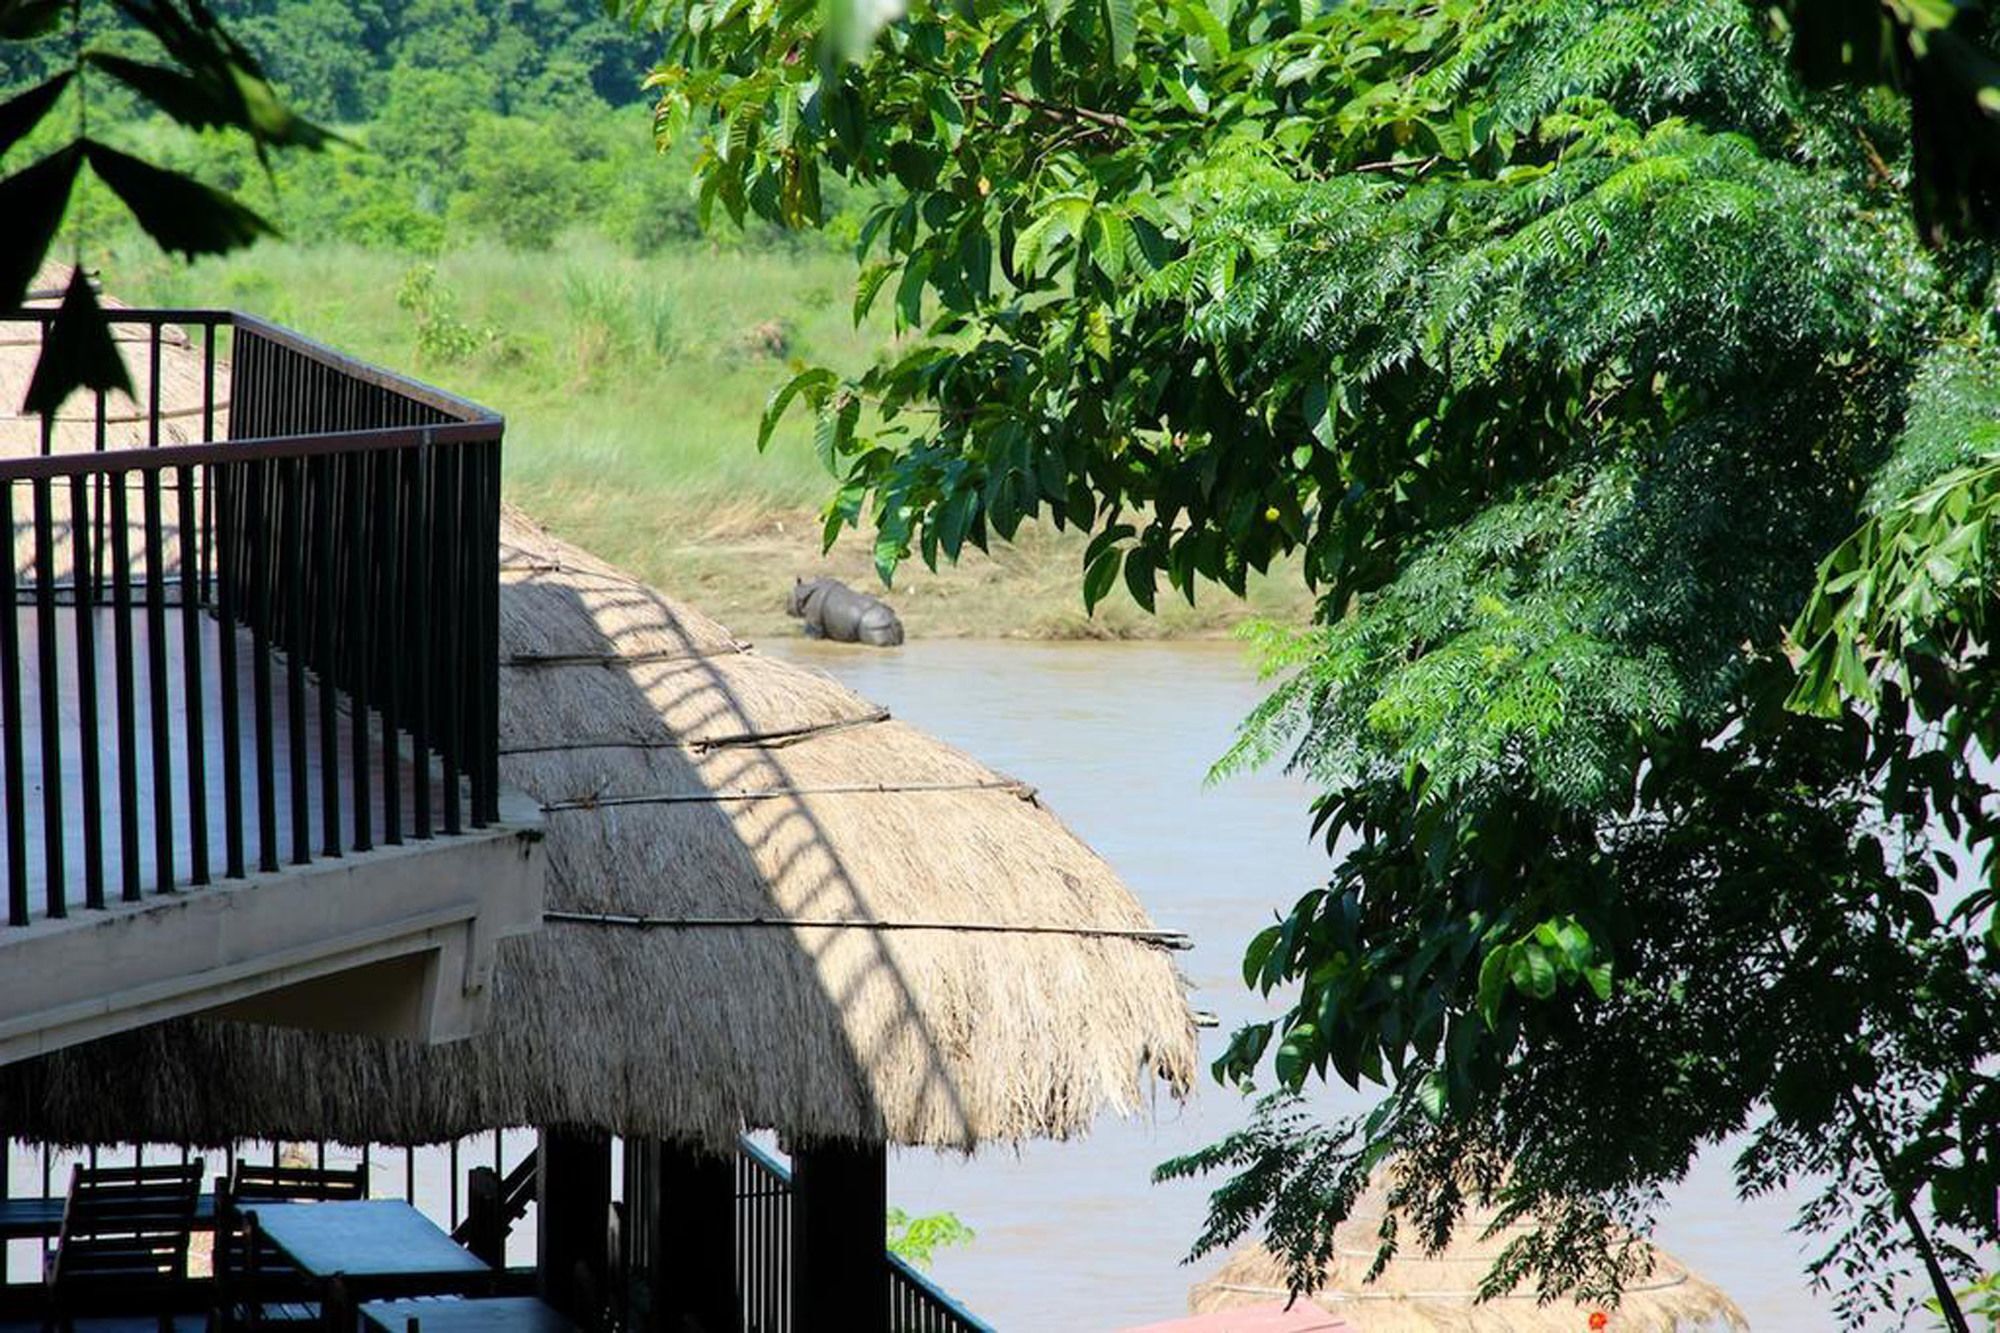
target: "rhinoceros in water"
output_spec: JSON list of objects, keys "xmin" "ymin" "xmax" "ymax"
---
[{"xmin": 787, "ymin": 576, "xmax": 905, "ymax": 647}]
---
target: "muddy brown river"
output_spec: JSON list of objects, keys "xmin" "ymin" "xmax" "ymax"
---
[{"xmin": 772, "ymin": 637, "xmax": 1833, "ymax": 1332}]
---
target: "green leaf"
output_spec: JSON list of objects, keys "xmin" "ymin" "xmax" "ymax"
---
[
  {"xmin": 1243, "ymin": 923, "xmax": 1282, "ymax": 988},
  {"xmin": 1511, "ymin": 941, "xmax": 1557, "ymax": 1000},
  {"xmin": 1082, "ymin": 543, "xmax": 1122, "ymax": 612},
  {"xmin": 1103, "ymin": 0, "xmax": 1138, "ymax": 64},
  {"xmin": 1124, "ymin": 544, "xmax": 1158, "ymax": 611},
  {"xmin": 23, "ymin": 268, "xmax": 133, "ymax": 419},
  {"xmin": 82, "ymin": 140, "xmax": 273, "ymax": 258},
  {"xmin": 760, "ymin": 367, "xmax": 837, "ymax": 453},
  {"xmin": 0, "ymin": 72, "xmax": 70, "ymax": 159},
  {"xmin": 1416, "ymin": 1070, "xmax": 1448, "ymax": 1121},
  {"xmin": 854, "ymin": 261, "xmax": 896, "ymax": 323},
  {"xmin": 1476, "ymin": 943, "xmax": 1510, "ymax": 1027},
  {"xmin": 0, "ymin": 145, "xmax": 82, "ymax": 311}
]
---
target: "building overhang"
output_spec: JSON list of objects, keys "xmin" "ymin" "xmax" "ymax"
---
[{"xmin": 0, "ymin": 787, "xmax": 542, "ymax": 1065}]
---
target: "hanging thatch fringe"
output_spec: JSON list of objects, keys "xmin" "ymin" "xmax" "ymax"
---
[{"xmin": 543, "ymin": 909, "xmax": 1195, "ymax": 949}]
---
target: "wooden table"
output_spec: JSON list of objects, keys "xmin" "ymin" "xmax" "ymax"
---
[
  {"xmin": 244, "ymin": 1201, "xmax": 497, "ymax": 1329},
  {"xmin": 359, "ymin": 1296, "xmax": 578, "ymax": 1332}
]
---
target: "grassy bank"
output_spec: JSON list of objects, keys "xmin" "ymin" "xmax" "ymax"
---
[{"xmin": 123, "ymin": 238, "xmax": 1311, "ymax": 639}]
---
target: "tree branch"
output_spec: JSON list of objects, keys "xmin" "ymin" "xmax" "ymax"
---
[{"xmin": 996, "ymin": 88, "xmax": 1131, "ymax": 132}]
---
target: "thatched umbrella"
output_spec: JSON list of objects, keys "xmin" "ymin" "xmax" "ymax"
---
[
  {"xmin": 0, "ymin": 503, "xmax": 1197, "ymax": 1151},
  {"xmin": 1188, "ymin": 1181, "xmax": 1746, "ymax": 1333},
  {"xmin": 2, "ymin": 266, "xmax": 228, "ymax": 456}
]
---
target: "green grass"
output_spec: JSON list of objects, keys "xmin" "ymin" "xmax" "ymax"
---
[{"xmin": 125, "ymin": 234, "xmax": 871, "ymax": 512}]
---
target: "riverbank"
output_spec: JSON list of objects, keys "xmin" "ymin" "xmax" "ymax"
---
[
  {"xmin": 521, "ymin": 491, "xmax": 1311, "ymax": 641},
  {"xmin": 122, "ymin": 239, "xmax": 1311, "ymax": 640}
]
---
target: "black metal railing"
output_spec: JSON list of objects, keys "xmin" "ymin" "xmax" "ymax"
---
[
  {"xmin": 736, "ymin": 1139, "xmax": 995, "ymax": 1333},
  {"xmin": 0, "ymin": 310, "xmax": 503, "ymax": 925},
  {"xmin": 737, "ymin": 1138, "xmax": 794, "ymax": 1333}
]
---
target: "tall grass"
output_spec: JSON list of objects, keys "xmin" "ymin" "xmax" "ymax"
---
[{"xmin": 124, "ymin": 233, "xmax": 878, "ymax": 515}]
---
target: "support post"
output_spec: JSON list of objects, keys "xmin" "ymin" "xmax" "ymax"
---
[
  {"xmin": 626, "ymin": 1138, "xmax": 737, "ymax": 1333},
  {"xmin": 539, "ymin": 1125, "xmax": 612, "ymax": 1326},
  {"xmin": 465, "ymin": 1165, "xmax": 505, "ymax": 1269},
  {"xmin": 790, "ymin": 1139, "xmax": 887, "ymax": 1330}
]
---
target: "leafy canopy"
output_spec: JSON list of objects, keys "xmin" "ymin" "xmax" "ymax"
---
[{"xmin": 638, "ymin": 0, "xmax": 2000, "ymax": 1320}]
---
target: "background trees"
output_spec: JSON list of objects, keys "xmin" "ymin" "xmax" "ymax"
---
[{"xmin": 641, "ymin": 0, "xmax": 2000, "ymax": 1321}]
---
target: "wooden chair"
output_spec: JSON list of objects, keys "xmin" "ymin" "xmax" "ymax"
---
[
  {"xmin": 213, "ymin": 1161, "xmax": 367, "ymax": 1331},
  {"xmin": 44, "ymin": 1159, "xmax": 205, "ymax": 1331}
]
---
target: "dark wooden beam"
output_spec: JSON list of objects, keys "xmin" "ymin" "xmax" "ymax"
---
[
  {"xmin": 790, "ymin": 1139, "xmax": 887, "ymax": 1329},
  {"xmin": 625, "ymin": 1138, "xmax": 737, "ymax": 1333},
  {"xmin": 538, "ymin": 1125, "xmax": 612, "ymax": 1325}
]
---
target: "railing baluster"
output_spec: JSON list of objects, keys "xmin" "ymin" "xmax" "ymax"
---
[
  {"xmin": 217, "ymin": 458, "xmax": 245, "ymax": 880},
  {"xmin": 110, "ymin": 472, "xmax": 140, "ymax": 901},
  {"xmin": 32, "ymin": 478, "xmax": 65, "ymax": 917},
  {"xmin": 177, "ymin": 463, "xmax": 208, "ymax": 885},
  {"xmin": 201, "ymin": 323, "xmax": 216, "ymax": 604},
  {"xmin": 2, "ymin": 483, "xmax": 27, "ymax": 925},
  {"xmin": 380, "ymin": 450, "xmax": 402, "ymax": 846},
  {"xmin": 347, "ymin": 453, "xmax": 372, "ymax": 854},
  {"xmin": 148, "ymin": 325, "xmax": 162, "ymax": 451},
  {"xmin": 409, "ymin": 440, "xmax": 431, "ymax": 840},
  {"xmin": 314, "ymin": 456, "xmax": 340, "ymax": 856},
  {"xmin": 438, "ymin": 445, "xmax": 461, "ymax": 837},
  {"xmin": 251, "ymin": 458, "xmax": 279, "ymax": 875},
  {"xmin": 143, "ymin": 467, "xmax": 175, "ymax": 893},
  {"xmin": 91, "ymin": 390, "xmax": 106, "ymax": 603},
  {"xmin": 283, "ymin": 458, "xmax": 310, "ymax": 866},
  {"xmin": 70, "ymin": 476, "xmax": 104, "ymax": 910},
  {"xmin": 481, "ymin": 441, "xmax": 501, "ymax": 825}
]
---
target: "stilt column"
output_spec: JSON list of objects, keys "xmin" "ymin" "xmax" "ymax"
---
[
  {"xmin": 539, "ymin": 1125, "xmax": 613, "ymax": 1324},
  {"xmin": 789, "ymin": 1139, "xmax": 887, "ymax": 1330},
  {"xmin": 625, "ymin": 1137, "xmax": 738, "ymax": 1332}
]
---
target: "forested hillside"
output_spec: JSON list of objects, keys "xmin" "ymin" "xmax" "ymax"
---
[{"xmin": 1, "ymin": 0, "xmax": 747, "ymax": 255}]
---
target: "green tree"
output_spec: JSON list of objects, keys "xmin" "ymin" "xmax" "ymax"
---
[
  {"xmin": 638, "ymin": 0, "xmax": 2000, "ymax": 1322},
  {"xmin": 453, "ymin": 112, "xmax": 586, "ymax": 250}
]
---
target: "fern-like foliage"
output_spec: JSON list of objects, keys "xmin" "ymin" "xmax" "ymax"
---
[{"xmin": 645, "ymin": 0, "xmax": 2000, "ymax": 1320}]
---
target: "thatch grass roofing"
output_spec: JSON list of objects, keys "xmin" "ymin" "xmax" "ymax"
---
[
  {"xmin": 0, "ymin": 501, "xmax": 1197, "ymax": 1151},
  {"xmin": 1189, "ymin": 1180, "xmax": 1746, "ymax": 1333}
]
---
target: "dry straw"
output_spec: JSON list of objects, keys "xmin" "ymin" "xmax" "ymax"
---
[{"xmin": 1190, "ymin": 1179, "xmax": 1747, "ymax": 1333}]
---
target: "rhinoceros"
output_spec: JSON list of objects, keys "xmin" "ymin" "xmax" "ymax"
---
[{"xmin": 786, "ymin": 576, "xmax": 906, "ymax": 647}]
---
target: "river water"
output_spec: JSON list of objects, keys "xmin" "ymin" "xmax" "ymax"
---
[{"xmin": 770, "ymin": 638, "xmax": 1834, "ymax": 1332}]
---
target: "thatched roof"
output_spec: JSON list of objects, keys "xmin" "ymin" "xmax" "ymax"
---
[
  {"xmin": 3, "ymin": 267, "xmax": 228, "ymax": 454},
  {"xmin": 0, "ymin": 499, "xmax": 1197, "ymax": 1150},
  {"xmin": 1189, "ymin": 1180, "xmax": 1745, "ymax": 1332}
]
